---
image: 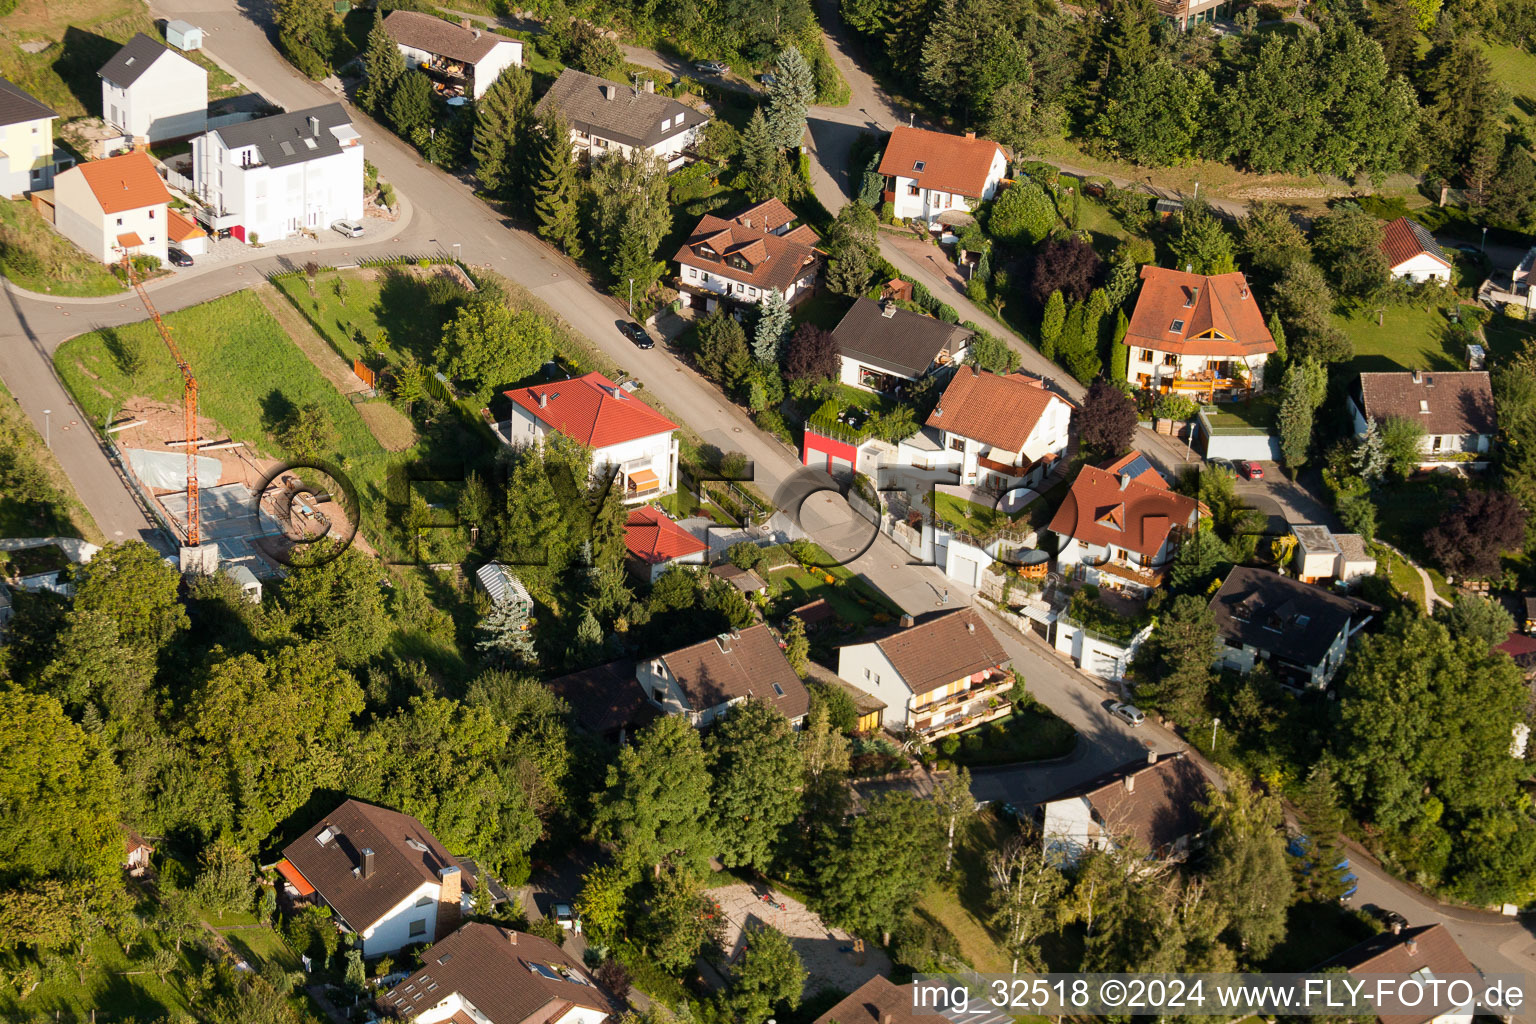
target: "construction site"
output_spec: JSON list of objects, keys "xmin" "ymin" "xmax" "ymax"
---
[{"xmin": 110, "ymin": 260, "xmax": 360, "ymax": 578}]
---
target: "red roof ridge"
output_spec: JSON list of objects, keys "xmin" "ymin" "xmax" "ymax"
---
[
  {"xmin": 74, "ymin": 150, "xmax": 170, "ymax": 215},
  {"xmin": 876, "ymin": 125, "xmax": 1005, "ymax": 199},
  {"xmin": 505, "ymin": 371, "xmax": 675, "ymax": 449},
  {"xmin": 624, "ymin": 505, "xmax": 706, "ymax": 563},
  {"xmin": 1125, "ymin": 266, "xmax": 1275, "ymax": 357}
]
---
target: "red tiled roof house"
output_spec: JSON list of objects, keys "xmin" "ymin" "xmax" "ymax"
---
[
  {"xmin": 52, "ymin": 150, "xmax": 170, "ymax": 264},
  {"xmin": 916, "ymin": 367, "xmax": 1074, "ymax": 497},
  {"xmin": 674, "ymin": 198, "xmax": 822, "ymax": 311},
  {"xmin": 503, "ymin": 372, "xmax": 679, "ymax": 503},
  {"xmin": 878, "ymin": 125, "xmax": 1008, "ymax": 225},
  {"xmin": 835, "ymin": 609, "xmax": 1012, "ymax": 740},
  {"xmin": 279, "ymin": 798, "xmax": 481, "ymax": 957},
  {"xmin": 623, "ymin": 505, "xmax": 706, "ymax": 582},
  {"xmin": 1047, "ymin": 451, "xmax": 1200, "ymax": 595},
  {"xmin": 1124, "ymin": 266, "xmax": 1276, "ymax": 396},
  {"xmin": 1380, "ymin": 216, "xmax": 1452, "ymax": 284}
]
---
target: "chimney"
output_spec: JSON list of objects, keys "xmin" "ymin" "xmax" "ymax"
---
[
  {"xmin": 436, "ymin": 865, "xmax": 463, "ymax": 940},
  {"xmin": 308, "ymin": 115, "xmax": 319, "ymax": 137},
  {"xmin": 1146, "ymin": 747, "xmax": 1157, "ymax": 765},
  {"xmin": 966, "ymin": 621, "xmax": 975, "ymax": 633},
  {"xmin": 1240, "ymin": 286, "xmax": 1249, "ymax": 300},
  {"xmin": 1120, "ymin": 474, "xmax": 1131, "ymax": 491},
  {"xmin": 716, "ymin": 632, "xmax": 732, "ymax": 653},
  {"xmin": 538, "ymin": 391, "xmax": 548, "ymax": 408},
  {"xmin": 1406, "ymin": 938, "xmax": 1419, "ymax": 957},
  {"xmin": 1185, "ymin": 286, "xmax": 1198, "ymax": 308},
  {"xmin": 1391, "ymin": 919, "xmax": 1404, "ymax": 935},
  {"xmin": 601, "ymin": 84, "xmax": 614, "ymax": 100},
  {"xmin": 474, "ymin": 29, "xmax": 481, "ymax": 37},
  {"xmin": 1412, "ymin": 369, "xmax": 1422, "ymax": 384},
  {"xmin": 882, "ymin": 1013, "xmax": 894, "ymax": 1024},
  {"xmin": 964, "ymin": 130, "xmax": 975, "ymax": 139},
  {"xmin": 509, "ymin": 929, "xmax": 518, "ymax": 944},
  {"xmin": 880, "ymin": 300, "xmax": 897, "ymax": 318},
  {"xmin": 460, "ymin": 17, "xmax": 472, "ymax": 28},
  {"xmin": 360, "ymin": 847, "xmax": 375, "ymax": 878},
  {"xmin": 899, "ymin": 613, "xmax": 914, "ymax": 628},
  {"xmin": 644, "ymin": 78, "xmax": 655, "ymax": 93},
  {"xmin": 1123, "ymin": 772, "xmax": 1136, "ymax": 794}
]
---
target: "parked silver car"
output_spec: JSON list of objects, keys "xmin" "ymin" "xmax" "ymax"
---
[{"xmin": 331, "ymin": 219, "xmax": 364, "ymax": 238}]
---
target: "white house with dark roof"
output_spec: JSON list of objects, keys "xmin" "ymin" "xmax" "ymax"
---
[
  {"xmin": 1348, "ymin": 370, "xmax": 1495, "ymax": 468},
  {"xmin": 834, "ymin": 298, "xmax": 972, "ymax": 393},
  {"xmin": 383, "ymin": 11, "xmax": 523, "ymax": 100},
  {"xmin": 536, "ymin": 68, "xmax": 708, "ymax": 168},
  {"xmin": 278, "ymin": 798, "xmax": 480, "ymax": 956},
  {"xmin": 0, "ymin": 78, "xmax": 59, "ymax": 195},
  {"xmin": 1040, "ymin": 752, "xmax": 1210, "ymax": 867},
  {"xmin": 98, "ymin": 33, "xmax": 207, "ymax": 143},
  {"xmin": 379, "ymin": 923, "xmax": 619, "ymax": 1024},
  {"xmin": 1208, "ymin": 567, "xmax": 1377, "ymax": 688},
  {"xmin": 189, "ymin": 103, "xmax": 363, "ymax": 243}
]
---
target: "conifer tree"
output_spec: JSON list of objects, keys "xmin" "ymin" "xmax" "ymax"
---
[
  {"xmin": 766, "ymin": 46, "xmax": 815, "ymax": 150},
  {"xmin": 753, "ymin": 291, "xmax": 793, "ymax": 362},
  {"xmin": 359, "ymin": 11, "xmax": 405, "ymax": 113},
  {"xmin": 472, "ymin": 65, "xmax": 533, "ymax": 198},
  {"xmin": 1039, "ymin": 290, "xmax": 1065, "ymax": 359},
  {"xmin": 1110, "ymin": 309, "xmax": 1130, "ymax": 382},
  {"xmin": 532, "ymin": 114, "xmax": 582, "ymax": 258}
]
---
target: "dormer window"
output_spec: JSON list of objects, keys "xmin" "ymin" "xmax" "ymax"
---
[
  {"xmin": 1169, "ymin": 319, "xmax": 1184, "ymax": 332},
  {"xmin": 913, "ymin": 160, "xmax": 925, "ymax": 172}
]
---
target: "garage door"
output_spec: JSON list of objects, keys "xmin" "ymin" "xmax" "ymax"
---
[
  {"xmin": 950, "ymin": 555, "xmax": 981, "ymax": 588},
  {"xmin": 829, "ymin": 456, "xmax": 853, "ymax": 479}
]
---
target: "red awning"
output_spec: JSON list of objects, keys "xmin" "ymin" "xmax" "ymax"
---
[{"xmin": 275, "ymin": 858, "xmax": 316, "ymax": 896}]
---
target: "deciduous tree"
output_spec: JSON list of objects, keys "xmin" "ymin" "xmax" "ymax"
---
[
  {"xmin": 276, "ymin": 542, "xmax": 389, "ymax": 667},
  {"xmin": 1077, "ymin": 379, "xmax": 1137, "ymax": 456},
  {"xmin": 1425, "ymin": 489, "xmax": 1527, "ymax": 579},
  {"xmin": 1198, "ymin": 778, "xmax": 1291, "ymax": 960},
  {"xmin": 1030, "ymin": 236, "xmax": 1101, "ymax": 304},
  {"xmin": 987, "ymin": 181, "xmax": 1056, "ymax": 246},
  {"xmin": 70, "ymin": 540, "xmax": 187, "ymax": 653},
  {"xmin": 728, "ymin": 924, "xmax": 806, "ymax": 1022},
  {"xmin": 783, "ymin": 322, "xmax": 839, "ymax": 383},
  {"xmin": 593, "ymin": 714, "xmax": 715, "ymax": 875},
  {"xmin": 817, "ymin": 792, "xmax": 941, "ymax": 942}
]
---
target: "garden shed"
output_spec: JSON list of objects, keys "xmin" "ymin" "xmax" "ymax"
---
[{"xmin": 165, "ymin": 20, "xmax": 204, "ymax": 50}]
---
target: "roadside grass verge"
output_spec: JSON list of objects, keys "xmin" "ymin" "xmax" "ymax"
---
[
  {"xmin": 0, "ymin": 377, "xmax": 103, "ymax": 542},
  {"xmin": 0, "ymin": 199, "xmax": 124, "ymax": 296}
]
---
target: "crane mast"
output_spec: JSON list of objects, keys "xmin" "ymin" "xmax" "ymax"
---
[{"xmin": 121, "ymin": 255, "xmax": 200, "ymax": 546}]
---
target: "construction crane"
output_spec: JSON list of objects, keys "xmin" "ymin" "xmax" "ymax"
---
[{"xmin": 121, "ymin": 254, "xmax": 200, "ymax": 546}]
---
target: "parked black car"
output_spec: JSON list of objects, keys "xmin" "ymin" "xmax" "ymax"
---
[
  {"xmin": 167, "ymin": 247, "xmax": 193, "ymax": 267},
  {"xmin": 619, "ymin": 320, "xmax": 655, "ymax": 349}
]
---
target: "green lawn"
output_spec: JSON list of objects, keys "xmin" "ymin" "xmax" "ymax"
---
[
  {"xmin": 1337, "ymin": 303, "xmax": 1465, "ymax": 374},
  {"xmin": 0, "ymin": 2, "xmax": 241, "ymax": 120},
  {"xmin": 1373, "ymin": 476, "xmax": 1460, "ymax": 565},
  {"xmin": 766, "ymin": 541, "xmax": 903, "ymax": 627},
  {"xmin": 1374, "ymin": 544, "xmax": 1428, "ymax": 611},
  {"xmin": 1482, "ymin": 41, "xmax": 1536, "ymax": 131},
  {"xmin": 946, "ymin": 707, "xmax": 1078, "ymax": 767},
  {"xmin": 53, "ymin": 291, "xmax": 418, "ymax": 547},
  {"xmin": 1480, "ymin": 313, "xmax": 1536, "ymax": 363},
  {"xmin": 932, "ymin": 492, "xmax": 1028, "ymax": 540},
  {"xmin": 0, "ymin": 199, "xmax": 124, "ymax": 297},
  {"xmin": 273, "ymin": 265, "xmax": 468, "ymax": 368},
  {"xmin": 792, "ymin": 288, "xmax": 854, "ymax": 330},
  {"xmin": 1203, "ymin": 395, "xmax": 1277, "ymax": 433},
  {"xmin": 0, "ymin": 922, "xmax": 200, "ymax": 1020},
  {"xmin": 0, "ymin": 377, "xmax": 102, "ymax": 542}
]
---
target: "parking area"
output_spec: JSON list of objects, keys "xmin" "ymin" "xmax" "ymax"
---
[{"xmin": 707, "ymin": 882, "xmax": 892, "ymax": 996}]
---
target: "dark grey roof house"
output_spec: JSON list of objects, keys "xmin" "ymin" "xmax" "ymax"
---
[
  {"xmin": 833, "ymin": 297, "xmax": 973, "ymax": 392},
  {"xmin": 99, "ymin": 32, "xmax": 207, "ymax": 143},
  {"xmin": 1208, "ymin": 567, "xmax": 1377, "ymax": 688},
  {"xmin": 535, "ymin": 68, "xmax": 708, "ymax": 167},
  {"xmin": 207, "ymin": 103, "xmax": 355, "ymax": 169}
]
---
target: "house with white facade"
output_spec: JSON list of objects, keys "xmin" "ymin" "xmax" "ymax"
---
[
  {"xmin": 277, "ymin": 799, "xmax": 481, "ymax": 957},
  {"xmin": 833, "ymin": 298, "xmax": 972, "ymax": 393},
  {"xmin": 1123, "ymin": 266, "xmax": 1276, "ymax": 396},
  {"xmin": 919, "ymin": 367, "xmax": 1073, "ymax": 493},
  {"xmin": 0, "ymin": 78, "xmax": 59, "ymax": 196},
  {"xmin": 536, "ymin": 67, "xmax": 707, "ymax": 167},
  {"xmin": 384, "ymin": 11, "xmax": 523, "ymax": 100},
  {"xmin": 379, "ymin": 923, "xmax": 620, "ymax": 1024},
  {"xmin": 503, "ymin": 372, "xmax": 679, "ymax": 502},
  {"xmin": 623, "ymin": 506, "xmax": 707, "ymax": 583},
  {"xmin": 835, "ymin": 609, "xmax": 1013, "ymax": 740},
  {"xmin": 674, "ymin": 199, "xmax": 822, "ymax": 312},
  {"xmin": 878, "ymin": 125, "xmax": 1008, "ymax": 225},
  {"xmin": 1348, "ymin": 370, "xmax": 1495, "ymax": 468},
  {"xmin": 1321, "ymin": 924, "xmax": 1478, "ymax": 1024},
  {"xmin": 190, "ymin": 103, "xmax": 363, "ymax": 244},
  {"xmin": 52, "ymin": 150, "xmax": 170, "ymax": 265},
  {"xmin": 1208, "ymin": 567, "xmax": 1376, "ymax": 689},
  {"xmin": 1047, "ymin": 451, "xmax": 1200, "ymax": 595},
  {"xmin": 1381, "ymin": 216, "xmax": 1452, "ymax": 284},
  {"xmin": 98, "ymin": 33, "xmax": 207, "ymax": 144},
  {"xmin": 1040, "ymin": 752, "xmax": 1209, "ymax": 867},
  {"xmin": 638, "ymin": 624, "xmax": 810, "ymax": 728}
]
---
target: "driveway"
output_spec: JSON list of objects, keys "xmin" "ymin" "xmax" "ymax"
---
[{"xmin": 708, "ymin": 882, "xmax": 892, "ymax": 995}]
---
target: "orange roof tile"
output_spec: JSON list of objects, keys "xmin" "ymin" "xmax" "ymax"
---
[
  {"xmin": 1047, "ymin": 457, "xmax": 1199, "ymax": 559},
  {"xmin": 675, "ymin": 203, "xmax": 822, "ymax": 293},
  {"xmin": 624, "ymin": 506, "xmax": 707, "ymax": 564},
  {"xmin": 116, "ymin": 232, "xmax": 144, "ymax": 248},
  {"xmin": 505, "ymin": 372, "xmax": 676, "ymax": 449},
  {"xmin": 76, "ymin": 151, "xmax": 169, "ymax": 215},
  {"xmin": 1380, "ymin": 216, "xmax": 1450, "ymax": 271},
  {"xmin": 925, "ymin": 367, "xmax": 1065, "ymax": 452},
  {"xmin": 166, "ymin": 208, "xmax": 205, "ymax": 242},
  {"xmin": 1124, "ymin": 266, "xmax": 1275, "ymax": 357},
  {"xmin": 877, "ymin": 125, "xmax": 1006, "ymax": 199}
]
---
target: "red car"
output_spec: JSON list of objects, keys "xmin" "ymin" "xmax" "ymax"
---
[{"xmin": 1235, "ymin": 460, "xmax": 1264, "ymax": 480}]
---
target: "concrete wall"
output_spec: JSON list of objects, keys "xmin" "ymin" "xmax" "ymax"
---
[{"xmin": 1052, "ymin": 618, "xmax": 1150, "ymax": 681}]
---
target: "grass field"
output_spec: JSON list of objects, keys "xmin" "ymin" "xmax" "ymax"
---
[
  {"xmin": 766, "ymin": 542, "xmax": 903, "ymax": 627},
  {"xmin": 273, "ymin": 265, "xmax": 467, "ymax": 368},
  {"xmin": 0, "ymin": 377, "xmax": 103, "ymax": 542},
  {"xmin": 0, "ymin": 199, "xmax": 124, "ymax": 296},
  {"xmin": 1482, "ymin": 41, "xmax": 1536, "ymax": 132},
  {"xmin": 1337, "ymin": 303, "xmax": 1464, "ymax": 373},
  {"xmin": 0, "ymin": 0, "xmax": 242, "ymax": 120},
  {"xmin": 947, "ymin": 707, "xmax": 1078, "ymax": 766},
  {"xmin": 0, "ymin": 919, "xmax": 200, "ymax": 1020}
]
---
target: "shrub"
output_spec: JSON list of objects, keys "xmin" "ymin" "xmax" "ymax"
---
[
  {"xmin": 755, "ymin": 408, "xmax": 791, "ymax": 441},
  {"xmin": 939, "ymin": 736, "xmax": 960, "ymax": 757}
]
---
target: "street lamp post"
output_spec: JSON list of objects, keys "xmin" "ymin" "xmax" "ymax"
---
[
  {"xmin": 628, "ymin": 278, "xmax": 634, "ymax": 317},
  {"xmin": 1192, "ymin": 181, "xmax": 1200, "ymax": 202},
  {"xmin": 43, "ymin": 409, "xmax": 51, "ymax": 449},
  {"xmin": 1482, "ymin": 226, "xmax": 1489, "ymax": 253},
  {"xmin": 1211, "ymin": 717, "xmax": 1221, "ymax": 751}
]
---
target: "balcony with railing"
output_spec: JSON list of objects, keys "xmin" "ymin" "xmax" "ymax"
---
[{"xmin": 909, "ymin": 669, "xmax": 1012, "ymax": 722}]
